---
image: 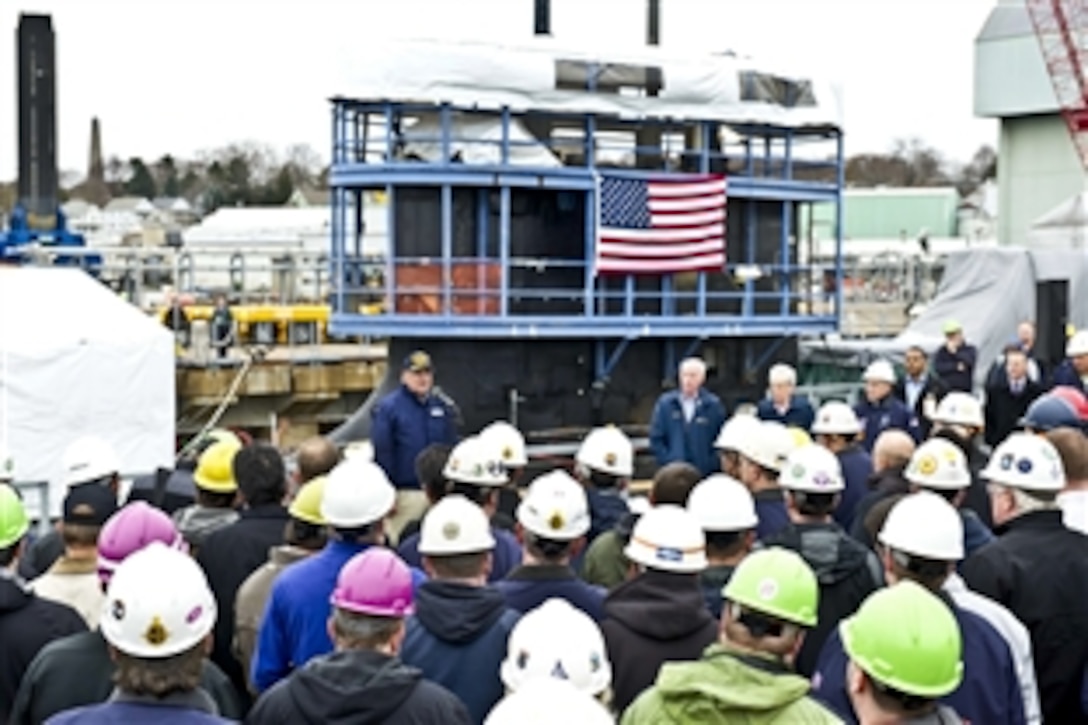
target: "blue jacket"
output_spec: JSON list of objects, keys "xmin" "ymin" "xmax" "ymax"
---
[
  {"xmin": 753, "ymin": 489, "xmax": 790, "ymax": 541},
  {"xmin": 835, "ymin": 445, "xmax": 874, "ymax": 529},
  {"xmin": 756, "ymin": 396, "xmax": 816, "ymax": 431},
  {"xmin": 44, "ymin": 690, "xmax": 231, "ymax": 725},
  {"xmin": 586, "ymin": 488, "xmax": 632, "ymax": 544},
  {"xmin": 372, "ymin": 385, "xmax": 459, "ymax": 489},
  {"xmin": 401, "ymin": 580, "xmax": 521, "ymax": 724},
  {"xmin": 961, "ymin": 508, "xmax": 994, "ymax": 561},
  {"xmin": 494, "ymin": 564, "xmax": 608, "ymax": 621},
  {"xmin": 1052, "ymin": 360, "xmax": 1087, "ymax": 393},
  {"xmin": 398, "ymin": 525, "xmax": 522, "ymax": 583},
  {"xmin": 649, "ymin": 389, "xmax": 727, "ymax": 477},
  {"xmin": 812, "ymin": 594, "xmax": 1026, "ymax": 725},
  {"xmin": 934, "ymin": 344, "xmax": 978, "ymax": 393},
  {"xmin": 855, "ymin": 396, "xmax": 918, "ymax": 452},
  {"xmin": 251, "ymin": 540, "xmax": 426, "ymax": 693}
]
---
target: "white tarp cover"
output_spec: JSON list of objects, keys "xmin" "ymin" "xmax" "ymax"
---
[
  {"xmin": 346, "ymin": 38, "xmax": 844, "ymax": 130},
  {"xmin": 1027, "ymin": 190, "xmax": 1088, "ymax": 249},
  {"xmin": 401, "ymin": 115, "xmax": 563, "ymax": 167},
  {"xmin": 0, "ymin": 267, "xmax": 175, "ymax": 519},
  {"xmin": 801, "ymin": 247, "xmax": 1088, "ymax": 386}
]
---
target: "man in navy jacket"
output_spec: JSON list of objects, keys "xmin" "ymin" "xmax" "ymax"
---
[
  {"xmin": 756, "ymin": 363, "xmax": 815, "ymax": 431},
  {"xmin": 649, "ymin": 357, "xmax": 727, "ymax": 477},
  {"xmin": 372, "ymin": 350, "xmax": 459, "ymax": 543}
]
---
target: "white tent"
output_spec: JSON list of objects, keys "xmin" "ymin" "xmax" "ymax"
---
[
  {"xmin": 0, "ymin": 267, "xmax": 175, "ymax": 519},
  {"xmin": 1027, "ymin": 190, "xmax": 1088, "ymax": 249}
]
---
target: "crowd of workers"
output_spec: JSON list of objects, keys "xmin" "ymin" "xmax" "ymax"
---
[{"xmin": 0, "ymin": 322, "xmax": 1086, "ymax": 724}]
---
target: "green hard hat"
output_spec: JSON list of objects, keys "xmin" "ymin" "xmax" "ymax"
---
[
  {"xmin": 840, "ymin": 581, "xmax": 963, "ymax": 698},
  {"xmin": 0, "ymin": 485, "xmax": 29, "ymax": 550},
  {"xmin": 722, "ymin": 547, "xmax": 818, "ymax": 627}
]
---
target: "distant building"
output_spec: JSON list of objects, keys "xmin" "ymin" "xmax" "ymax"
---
[
  {"xmin": 285, "ymin": 186, "xmax": 330, "ymax": 207},
  {"xmin": 975, "ymin": 0, "xmax": 1084, "ymax": 247}
]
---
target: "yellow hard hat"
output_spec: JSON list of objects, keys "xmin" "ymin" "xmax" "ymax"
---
[
  {"xmin": 788, "ymin": 427, "xmax": 813, "ymax": 449},
  {"xmin": 289, "ymin": 475, "xmax": 327, "ymax": 526},
  {"xmin": 193, "ymin": 440, "xmax": 241, "ymax": 493}
]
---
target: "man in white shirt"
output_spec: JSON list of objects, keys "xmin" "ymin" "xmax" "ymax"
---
[{"xmin": 1049, "ymin": 428, "xmax": 1088, "ymax": 535}]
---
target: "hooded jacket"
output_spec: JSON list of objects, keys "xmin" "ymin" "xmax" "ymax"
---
[
  {"xmin": 44, "ymin": 689, "xmax": 230, "ymax": 725},
  {"xmin": 0, "ymin": 571, "xmax": 86, "ymax": 722},
  {"xmin": 601, "ymin": 569, "xmax": 719, "ymax": 713},
  {"xmin": 763, "ymin": 522, "xmax": 883, "ymax": 677},
  {"xmin": 246, "ymin": 649, "xmax": 471, "ymax": 725},
  {"xmin": 495, "ymin": 563, "xmax": 607, "ymax": 621},
  {"xmin": 10, "ymin": 628, "xmax": 243, "ymax": 725},
  {"xmin": 811, "ymin": 590, "xmax": 1025, "ymax": 725},
  {"xmin": 401, "ymin": 580, "xmax": 520, "ymax": 724},
  {"xmin": 621, "ymin": 645, "xmax": 842, "ymax": 725},
  {"xmin": 172, "ymin": 506, "xmax": 240, "ymax": 551},
  {"xmin": 848, "ymin": 465, "xmax": 910, "ymax": 547}
]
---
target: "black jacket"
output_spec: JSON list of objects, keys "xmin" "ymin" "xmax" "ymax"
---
[
  {"xmin": 983, "ymin": 377, "xmax": 1045, "ymax": 447},
  {"xmin": 600, "ymin": 569, "xmax": 719, "ymax": 713},
  {"xmin": 9, "ymin": 628, "xmax": 242, "ymax": 724},
  {"xmin": 848, "ymin": 466, "xmax": 911, "ymax": 548},
  {"xmin": 16, "ymin": 530, "xmax": 64, "ymax": 581},
  {"xmin": 764, "ymin": 522, "xmax": 883, "ymax": 677},
  {"xmin": 893, "ymin": 374, "xmax": 948, "ymax": 439},
  {"xmin": 0, "ymin": 572, "xmax": 86, "ymax": 722},
  {"xmin": 196, "ymin": 504, "xmax": 290, "ymax": 700},
  {"xmin": 246, "ymin": 649, "xmax": 471, "ymax": 725},
  {"xmin": 931, "ymin": 429, "xmax": 993, "ymax": 529},
  {"xmin": 961, "ymin": 510, "xmax": 1088, "ymax": 724}
]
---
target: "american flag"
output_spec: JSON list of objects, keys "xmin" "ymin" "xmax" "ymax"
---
[{"xmin": 595, "ymin": 172, "xmax": 727, "ymax": 276}]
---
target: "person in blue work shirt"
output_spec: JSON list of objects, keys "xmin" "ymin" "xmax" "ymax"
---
[
  {"xmin": 933, "ymin": 319, "xmax": 977, "ymax": 393},
  {"xmin": 811, "ymin": 492, "xmax": 1027, "ymax": 725},
  {"xmin": 397, "ymin": 436, "xmax": 522, "ymax": 583},
  {"xmin": 756, "ymin": 363, "xmax": 816, "ymax": 431},
  {"xmin": 732, "ymin": 420, "xmax": 796, "ymax": 540},
  {"xmin": 401, "ymin": 495, "xmax": 522, "ymax": 724},
  {"xmin": 1052, "ymin": 331, "xmax": 1088, "ymax": 393},
  {"xmin": 573, "ymin": 425, "xmax": 636, "ymax": 544},
  {"xmin": 649, "ymin": 357, "xmax": 727, "ymax": 477},
  {"xmin": 855, "ymin": 359, "xmax": 918, "ymax": 452},
  {"xmin": 495, "ymin": 470, "xmax": 607, "ymax": 621},
  {"xmin": 250, "ymin": 457, "xmax": 425, "ymax": 693},
  {"xmin": 372, "ymin": 349, "xmax": 460, "ymax": 544}
]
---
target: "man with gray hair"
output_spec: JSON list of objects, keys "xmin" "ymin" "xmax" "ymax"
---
[
  {"xmin": 756, "ymin": 363, "xmax": 815, "ymax": 431},
  {"xmin": 649, "ymin": 357, "xmax": 727, "ymax": 477}
]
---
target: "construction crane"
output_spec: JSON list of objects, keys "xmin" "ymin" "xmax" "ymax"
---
[{"xmin": 1026, "ymin": 0, "xmax": 1088, "ymax": 172}]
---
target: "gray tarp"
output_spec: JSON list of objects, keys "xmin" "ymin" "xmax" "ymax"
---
[{"xmin": 801, "ymin": 247, "xmax": 1088, "ymax": 386}]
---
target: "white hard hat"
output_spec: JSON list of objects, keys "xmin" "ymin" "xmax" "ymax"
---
[
  {"xmin": 62, "ymin": 435, "xmax": 121, "ymax": 487},
  {"xmin": 982, "ymin": 432, "xmax": 1065, "ymax": 492},
  {"xmin": 444, "ymin": 436, "xmax": 509, "ymax": 487},
  {"xmin": 575, "ymin": 426, "xmax": 634, "ymax": 478},
  {"xmin": 779, "ymin": 444, "xmax": 845, "ymax": 493},
  {"xmin": 100, "ymin": 541, "xmax": 217, "ymax": 658},
  {"xmin": 686, "ymin": 475, "xmax": 757, "ymax": 531},
  {"xmin": 419, "ymin": 494, "xmax": 496, "ymax": 555},
  {"xmin": 320, "ymin": 458, "xmax": 396, "ymax": 528},
  {"xmin": 714, "ymin": 413, "xmax": 762, "ymax": 452},
  {"xmin": 343, "ymin": 440, "xmax": 375, "ymax": 463},
  {"xmin": 500, "ymin": 598, "xmax": 612, "ymax": 697},
  {"xmin": 1067, "ymin": 330, "xmax": 1088, "ymax": 357},
  {"xmin": 931, "ymin": 392, "xmax": 984, "ymax": 429},
  {"xmin": 734, "ymin": 421, "xmax": 795, "ymax": 473},
  {"xmin": 905, "ymin": 438, "xmax": 971, "ymax": 491},
  {"xmin": 516, "ymin": 470, "xmax": 590, "ymax": 541},
  {"xmin": 879, "ymin": 491, "xmax": 964, "ymax": 561},
  {"xmin": 811, "ymin": 401, "xmax": 862, "ymax": 436},
  {"xmin": 862, "ymin": 360, "xmax": 897, "ymax": 384},
  {"xmin": 480, "ymin": 421, "xmax": 528, "ymax": 468},
  {"xmin": 624, "ymin": 504, "xmax": 707, "ymax": 573},
  {"xmin": 485, "ymin": 678, "xmax": 613, "ymax": 725}
]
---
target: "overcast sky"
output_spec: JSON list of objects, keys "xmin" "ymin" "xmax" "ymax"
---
[{"xmin": 1, "ymin": 0, "xmax": 998, "ymax": 180}]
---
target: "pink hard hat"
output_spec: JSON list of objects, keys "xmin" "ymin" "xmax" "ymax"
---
[
  {"xmin": 97, "ymin": 501, "xmax": 188, "ymax": 584},
  {"xmin": 330, "ymin": 548, "xmax": 414, "ymax": 617}
]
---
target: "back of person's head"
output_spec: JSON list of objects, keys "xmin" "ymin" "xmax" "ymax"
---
[
  {"xmin": 650, "ymin": 462, "xmax": 701, "ymax": 506},
  {"xmin": 1046, "ymin": 428, "xmax": 1088, "ymax": 484},
  {"xmin": 415, "ymin": 443, "xmax": 453, "ymax": 501},
  {"xmin": 233, "ymin": 444, "xmax": 286, "ymax": 508},
  {"xmin": 296, "ymin": 437, "xmax": 342, "ymax": 484}
]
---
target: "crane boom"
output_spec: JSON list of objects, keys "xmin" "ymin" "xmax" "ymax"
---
[{"xmin": 1026, "ymin": 0, "xmax": 1088, "ymax": 171}]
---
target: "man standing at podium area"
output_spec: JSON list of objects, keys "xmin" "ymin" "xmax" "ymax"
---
[
  {"xmin": 649, "ymin": 357, "xmax": 728, "ymax": 478},
  {"xmin": 372, "ymin": 350, "xmax": 460, "ymax": 544}
]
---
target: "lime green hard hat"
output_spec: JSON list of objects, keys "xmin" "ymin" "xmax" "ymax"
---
[
  {"xmin": 0, "ymin": 485, "xmax": 29, "ymax": 550},
  {"xmin": 723, "ymin": 547, "xmax": 818, "ymax": 627},
  {"xmin": 840, "ymin": 580, "xmax": 963, "ymax": 698}
]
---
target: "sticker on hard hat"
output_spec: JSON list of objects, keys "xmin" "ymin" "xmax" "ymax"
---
[
  {"xmin": 1000, "ymin": 454, "xmax": 1015, "ymax": 470},
  {"xmin": 757, "ymin": 578, "xmax": 779, "ymax": 601},
  {"xmin": 502, "ymin": 446, "xmax": 513, "ymax": 460},
  {"xmin": 442, "ymin": 522, "xmax": 461, "ymax": 540},
  {"xmin": 812, "ymin": 472, "xmax": 833, "ymax": 488},
  {"xmin": 186, "ymin": 606, "xmax": 205, "ymax": 625},
  {"xmin": 790, "ymin": 464, "xmax": 805, "ymax": 479},
  {"xmin": 655, "ymin": 546, "xmax": 683, "ymax": 563},
  {"xmin": 917, "ymin": 455, "xmax": 938, "ymax": 476},
  {"xmin": 604, "ymin": 452, "xmax": 617, "ymax": 467},
  {"xmin": 111, "ymin": 599, "xmax": 126, "ymax": 621},
  {"xmin": 144, "ymin": 616, "xmax": 170, "ymax": 646},
  {"xmin": 548, "ymin": 511, "xmax": 566, "ymax": 531},
  {"xmin": 1017, "ymin": 458, "xmax": 1033, "ymax": 474},
  {"xmin": 551, "ymin": 662, "xmax": 569, "ymax": 679}
]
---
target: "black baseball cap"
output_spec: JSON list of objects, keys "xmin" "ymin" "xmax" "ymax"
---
[
  {"xmin": 63, "ymin": 483, "xmax": 119, "ymax": 526},
  {"xmin": 403, "ymin": 350, "xmax": 433, "ymax": 373}
]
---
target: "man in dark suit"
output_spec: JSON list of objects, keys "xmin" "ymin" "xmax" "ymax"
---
[
  {"xmin": 894, "ymin": 345, "xmax": 948, "ymax": 440},
  {"xmin": 984, "ymin": 346, "xmax": 1046, "ymax": 447}
]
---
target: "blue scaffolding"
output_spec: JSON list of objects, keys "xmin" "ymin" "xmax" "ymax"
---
[{"xmin": 327, "ymin": 98, "xmax": 844, "ymax": 382}]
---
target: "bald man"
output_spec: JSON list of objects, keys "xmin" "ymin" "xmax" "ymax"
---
[
  {"xmin": 848, "ymin": 430, "xmax": 916, "ymax": 547},
  {"xmin": 294, "ymin": 438, "xmax": 342, "ymax": 490}
]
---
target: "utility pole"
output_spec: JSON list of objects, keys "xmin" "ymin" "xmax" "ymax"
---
[
  {"xmin": 534, "ymin": 0, "xmax": 550, "ymax": 36},
  {"xmin": 638, "ymin": 0, "xmax": 663, "ymax": 168}
]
